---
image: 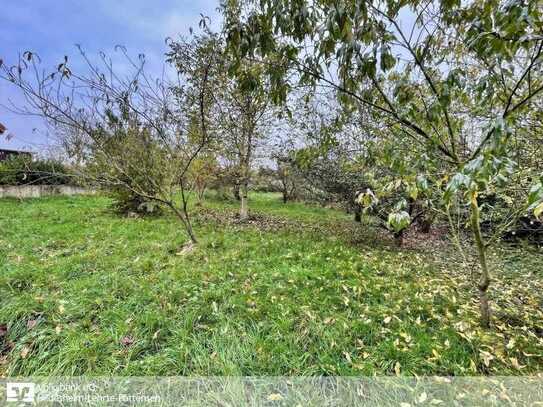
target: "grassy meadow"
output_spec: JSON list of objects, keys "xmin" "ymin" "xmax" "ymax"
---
[{"xmin": 0, "ymin": 192, "xmax": 541, "ymax": 376}]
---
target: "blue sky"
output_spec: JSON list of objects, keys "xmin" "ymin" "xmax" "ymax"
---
[{"xmin": 0, "ymin": 0, "xmax": 220, "ymax": 152}]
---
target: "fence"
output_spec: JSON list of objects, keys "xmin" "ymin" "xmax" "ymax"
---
[{"xmin": 0, "ymin": 185, "xmax": 95, "ymax": 199}]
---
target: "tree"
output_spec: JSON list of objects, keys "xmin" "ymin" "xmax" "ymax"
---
[
  {"xmin": 225, "ymin": 0, "xmax": 543, "ymax": 326},
  {"xmin": 275, "ymin": 154, "xmax": 301, "ymax": 203},
  {"xmin": 1, "ymin": 28, "xmax": 219, "ymax": 246},
  {"xmin": 217, "ymin": 61, "xmax": 271, "ymax": 220},
  {"xmin": 187, "ymin": 153, "xmax": 220, "ymax": 203}
]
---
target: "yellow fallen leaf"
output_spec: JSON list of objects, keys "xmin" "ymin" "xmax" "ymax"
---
[
  {"xmin": 480, "ymin": 350, "xmax": 494, "ymax": 367},
  {"xmin": 510, "ymin": 357, "xmax": 524, "ymax": 370},
  {"xmin": 267, "ymin": 393, "xmax": 283, "ymax": 401},
  {"xmin": 383, "ymin": 316, "xmax": 392, "ymax": 324},
  {"xmin": 418, "ymin": 392, "xmax": 427, "ymax": 403},
  {"xmin": 20, "ymin": 345, "xmax": 30, "ymax": 359}
]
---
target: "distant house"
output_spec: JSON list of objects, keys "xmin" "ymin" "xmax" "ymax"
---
[{"xmin": 0, "ymin": 148, "xmax": 32, "ymax": 162}]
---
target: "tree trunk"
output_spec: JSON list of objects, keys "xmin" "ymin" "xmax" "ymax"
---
[
  {"xmin": 197, "ymin": 185, "xmax": 205, "ymax": 202},
  {"xmin": 354, "ymin": 206, "xmax": 362, "ymax": 223},
  {"xmin": 171, "ymin": 205, "xmax": 198, "ymax": 245},
  {"xmin": 419, "ymin": 217, "xmax": 433, "ymax": 233},
  {"xmin": 470, "ymin": 192, "xmax": 491, "ymax": 328},
  {"xmin": 185, "ymin": 221, "xmax": 198, "ymax": 245},
  {"xmin": 393, "ymin": 230, "xmax": 404, "ymax": 247},
  {"xmin": 240, "ymin": 180, "xmax": 249, "ymax": 220},
  {"xmin": 233, "ymin": 183, "xmax": 241, "ymax": 201}
]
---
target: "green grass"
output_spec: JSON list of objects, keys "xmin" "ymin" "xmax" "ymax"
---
[{"xmin": 0, "ymin": 192, "xmax": 541, "ymax": 376}]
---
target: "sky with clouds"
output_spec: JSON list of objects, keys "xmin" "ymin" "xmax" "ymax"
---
[{"xmin": 0, "ymin": 0, "xmax": 220, "ymax": 152}]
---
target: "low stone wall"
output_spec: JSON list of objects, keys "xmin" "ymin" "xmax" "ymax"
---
[{"xmin": 0, "ymin": 185, "xmax": 95, "ymax": 199}]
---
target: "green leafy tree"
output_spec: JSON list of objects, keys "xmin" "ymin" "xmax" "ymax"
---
[
  {"xmin": 225, "ymin": 0, "xmax": 543, "ymax": 326},
  {"xmin": 169, "ymin": 32, "xmax": 272, "ymax": 220}
]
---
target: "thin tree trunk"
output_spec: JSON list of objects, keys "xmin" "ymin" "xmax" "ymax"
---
[
  {"xmin": 354, "ymin": 206, "xmax": 362, "ymax": 223},
  {"xmin": 419, "ymin": 215, "xmax": 433, "ymax": 233},
  {"xmin": 196, "ymin": 185, "xmax": 205, "ymax": 203},
  {"xmin": 393, "ymin": 229, "xmax": 404, "ymax": 247},
  {"xmin": 170, "ymin": 204, "xmax": 198, "ymax": 245},
  {"xmin": 239, "ymin": 114, "xmax": 254, "ymax": 220},
  {"xmin": 470, "ymin": 192, "xmax": 491, "ymax": 328},
  {"xmin": 185, "ymin": 220, "xmax": 198, "ymax": 244},
  {"xmin": 281, "ymin": 177, "xmax": 288, "ymax": 203},
  {"xmin": 240, "ymin": 180, "xmax": 249, "ymax": 220},
  {"xmin": 233, "ymin": 183, "xmax": 241, "ymax": 201},
  {"xmin": 282, "ymin": 185, "xmax": 288, "ymax": 203}
]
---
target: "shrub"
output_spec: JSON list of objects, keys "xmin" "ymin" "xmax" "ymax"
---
[
  {"xmin": 0, "ymin": 156, "xmax": 72, "ymax": 185},
  {"xmin": 108, "ymin": 186, "xmax": 163, "ymax": 216}
]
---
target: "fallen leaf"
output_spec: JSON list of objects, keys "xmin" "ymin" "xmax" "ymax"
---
[
  {"xmin": 383, "ymin": 316, "xmax": 392, "ymax": 324},
  {"xmin": 267, "ymin": 393, "xmax": 283, "ymax": 401},
  {"xmin": 20, "ymin": 345, "xmax": 30, "ymax": 359},
  {"xmin": 176, "ymin": 241, "xmax": 196, "ymax": 256},
  {"xmin": 55, "ymin": 326, "xmax": 62, "ymax": 334},
  {"xmin": 120, "ymin": 336, "xmax": 134, "ymax": 347},
  {"xmin": 27, "ymin": 319, "xmax": 38, "ymax": 330},
  {"xmin": 480, "ymin": 350, "xmax": 494, "ymax": 367},
  {"xmin": 418, "ymin": 392, "xmax": 428, "ymax": 403},
  {"xmin": 510, "ymin": 357, "xmax": 524, "ymax": 370},
  {"xmin": 394, "ymin": 361, "xmax": 401, "ymax": 376}
]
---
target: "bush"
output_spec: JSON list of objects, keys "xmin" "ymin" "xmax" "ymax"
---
[
  {"xmin": 0, "ymin": 156, "xmax": 72, "ymax": 185},
  {"xmin": 108, "ymin": 186, "xmax": 163, "ymax": 216},
  {"xmin": 86, "ymin": 127, "xmax": 167, "ymax": 216}
]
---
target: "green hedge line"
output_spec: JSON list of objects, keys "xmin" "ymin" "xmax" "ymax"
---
[{"xmin": 0, "ymin": 155, "xmax": 72, "ymax": 185}]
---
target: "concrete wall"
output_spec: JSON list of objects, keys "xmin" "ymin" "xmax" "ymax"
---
[{"xmin": 0, "ymin": 185, "xmax": 95, "ymax": 199}]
